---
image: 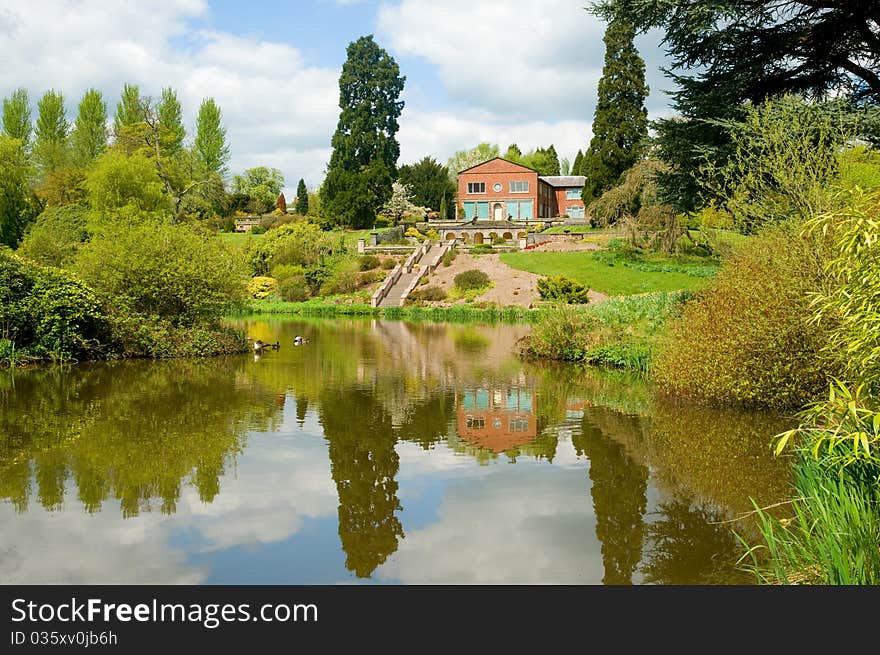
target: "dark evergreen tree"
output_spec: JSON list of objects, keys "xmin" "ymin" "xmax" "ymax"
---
[
  {"xmin": 593, "ymin": 0, "xmax": 880, "ymax": 210},
  {"xmin": 504, "ymin": 143, "xmax": 523, "ymax": 162},
  {"xmin": 544, "ymin": 144, "xmax": 561, "ymax": 176},
  {"xmin": 581, "ymin": 19, "xmax": 649, "ymax": 206},
  {"xmin": 397, "ymin": 157, "xmax": 455, "ymax": 213},
  {"xmin": 295, "ymin": 178, "xmax": 309, "ymax": 214},
  {"xmin": 572, "ymin": 149, "xmax": 584, "ymax": 176},
  {"xmin": 321, "ymin": 35, "xmax": 405, "ymax": 229}
]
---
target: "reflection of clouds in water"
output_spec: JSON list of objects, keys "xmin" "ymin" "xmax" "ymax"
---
[
  {"xmin": 379, "ymin": 440, "xmax": 606, "ymax": 584},
  {"xmin": 0, "ymin": 415, "xmax": 340, "ymax": 583},
  {"xmin": 0, "ymin": 491, "xmax": 204, "ymax": 584}
]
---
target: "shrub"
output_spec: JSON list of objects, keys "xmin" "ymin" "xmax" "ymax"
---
[
  {"xmin": 358, "ymin": 269, "xmax": 387, "ymax": 286},
  {"xmin": 426, "ymin": 229, "xmax": 440, "ymax": 241},
  {"xmin": 270, "ymin": 263, "xmax": 305, "ymax": 282},
  {"xmin": 279, "ymin": 275, "xmax": 309, "ymax": 302},
  {"xmin": 0, "ymin": 248, "xmax": 113, "ymax": 360},
  {"xmin": 470, "ymin": 244, "xmax": 494, "ymax": 254},
  {"xmin": 359, "ymin": 254, "xmax": 381, "ymax": 271},
  {"xmin": 320, "ymin": 260, "xmax": 360, "ymax": 296},
  {"xmin": 247, "ymin": 222, "xmax": 337, "ymax": 275},
  {"xmin": 405, "ymin": 226, "xmax": 425, "ymax": 240},
  {"xmin": 537, "ymin": 275, "xmax": 591, "ymax": 304},
  {"xmin": 17, "ymin": 205, "xmax": 89, "ymax": 268},
  {"xmin": 441, "ymin": 249, "xmax": 457, "ymax": 267},
  {"xmin": 374, "ymin": 215, "xmax": 394, "ymax": 228},
  {"xmin": 249, "ymin": 225, "xmax": 266, "ymax": 235},
  {"xmin": 653, "ymin": 224, "xmax": 837, "ymax": 409},
  {"xmin": 247, "ymin": 276, "xmax": 278, "ymax": 300},
  {"xmin": 74, "ymin": 222, "xmax": 247, "ymax": 325},
  {"xmin": 409, "ymin": 285, "xmax": 447, "ymax": 302},
  {"xmin": 454, "ymin": 269, "xmax": 491, "ymax": 291},
  {"xmin": 381, "ymin": 257, "xmax": 397, "ymax": 270}
]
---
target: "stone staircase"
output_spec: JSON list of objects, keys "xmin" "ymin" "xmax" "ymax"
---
[
  {"xmin": 377, "ymin": 269, "xmax": 423, "ymax": 308},
  {"xmin": 372, "ymin": 240, "xmax": 451, "ymax": 309}
]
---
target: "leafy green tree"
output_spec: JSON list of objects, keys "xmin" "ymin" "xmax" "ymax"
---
[
  {"xmin": 380, "ymin": 181, "xmax": 424, "ymax": 224},
  {"xmin": 0, "ymin": 136, "xmax": 39, "ymax": 247},
  {"xmin": 295, "ymin": 178, "xmax": 309, "ymax": 214},
  {"xmin": 34, "ymin": 90, "xmax": 69, "ymax": 176},
  {"xmin": 70, "ymin": 88, "xmax": 108, "ymax": 166},
  {"xmin": 84, "ymin": 149, "xmax": 170, "ymax": 216},
  {"xmin": 581, "ymin": 19, "xmax": 649, "ymax": 205},
  {"xmin": 521, "ymin": 146, "xmax": 561, "ymax": 176},
  {"xmin": 232, "ymin": 167, "xmax": 285, "ymax": 212},
  {"xmin": 194, "ymin": 98, "xmax": 229, "ymax": 177},
  {"xmin": 157, "ymin": 87, "xmax": 186, "ymax": 158},
  {"xmin": 17, "ymin": 205, "xmax": 89, "ymax": 268},
  {"xmin": 593, "ymin": 1, "xmax": 880, "ymax": 210},
  {"xmin": 113, "ymin": 83, "xmax": 145, "ymax": 137},
  {"xmin": 446, "ymin": 143, "xmax": 500, "ymax": 179},
  {"xmin": 321, "ymin": 35, "xmax": 406, "ymax": 229},
  {"xmin": 75, "ymin": 221, "xmax": 246, "ymax": 327},
  {"xmin": 504, "ymin": 143, "xmax": 523, "ymax": 161},
  {"xmin": 2, "ymin": 88, "xmax": 32, "ymax": 150},
  {"xmin": 397, "ymin": 156, "xmax": 456, "ymax": 213}
]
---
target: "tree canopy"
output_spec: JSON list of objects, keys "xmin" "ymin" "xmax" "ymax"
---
[
  {"xmin": 321, "ymin": 35, "xmax": 405, "ymax": 229},
  {"xmin": 397, "ymin": 157, "xmax": 455, "ymax": 215},
  {"xmin": 581, "ymin": 18, "xmax": 649, "ymax": 206}
]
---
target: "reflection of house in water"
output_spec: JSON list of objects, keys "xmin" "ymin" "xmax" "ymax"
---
[
  {"xmin": 566, "ymin": 398, "xmax": 589, "ymax": 420},
  {"xmin": 456, "ymin": 387, "xmax": 537, "ymax": 453}
]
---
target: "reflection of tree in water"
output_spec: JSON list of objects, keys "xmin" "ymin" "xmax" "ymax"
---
[
  {"xmin": 319, "ymin": 386, "xmax": 404, "ymax": 579},
  {"xmin": 574, "ymin": 413, "xmax": 648, "ymax": 585},
  {"xmin": 0, "ymin": 360, "xmax": 281, "ymax": 515},
  {"xmin": 640, "ymin": 499, "xmax": 750, "ymax": 585}
]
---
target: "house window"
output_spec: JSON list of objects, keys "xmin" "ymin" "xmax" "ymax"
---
[
  {"xmin": 466, "ymin": 416, "xmax": 485, "ymax": 430},
  {"xmin": 510, "ymin": 181, "xmax": 529, "ymax": 194},
  {"xmin": 566, "ymin": 188, "xmax": 583, "ymax": 200},
  {"xmin": 476, "ymin": 202, "xmax": 489, "ymax": 219},
  {"xmin": 518, "ymin": 200, "xmax": 533, "ymax": 220},
  {"xmin": 463, "ymin": 202, "xmax": 476, "ymax": 219},
  {"xmin": 568, "ymin": 206, "xmax": 585, "ymax": 219},
  {"xmin": 467, "ymin": 182, "xmax": 486, "ymax": 194}
]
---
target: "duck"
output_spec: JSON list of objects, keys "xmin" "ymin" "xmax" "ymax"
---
[
  {"xmin": 253, "ymin": 339, "xmax": 280, "ymax": 352},
  {"xmin": 294, "ymin": 335, "xmax": 309, "ymax": 346}
]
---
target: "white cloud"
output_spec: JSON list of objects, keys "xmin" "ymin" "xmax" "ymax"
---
[{"xmin": 0, "ymin": 1, "xmax": 339, "ymax": 192}]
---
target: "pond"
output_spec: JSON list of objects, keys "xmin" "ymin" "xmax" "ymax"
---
[{"xmin": 0, "ymin": 318, "xmax": 794, "ymax": 584}]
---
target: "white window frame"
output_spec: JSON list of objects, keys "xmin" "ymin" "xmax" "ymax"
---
[
  {"xmin": 467, "ymin": 182, "xmax": 486, "ymax": 194},
  {"xmin": 510, "ymin": 181, "xmax": 529, "ymax": 194},
  {"xmin": 567, "ymin": 206, "xmax": 585, "ymax": 219},
  {"xmin": 566, "ymin": 188, "xmax": 583, "ymax": 200}
]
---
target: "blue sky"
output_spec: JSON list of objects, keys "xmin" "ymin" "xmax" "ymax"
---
[{"xmin": 0, "ymin": 0, "xmax": 672, "ymax": 197}]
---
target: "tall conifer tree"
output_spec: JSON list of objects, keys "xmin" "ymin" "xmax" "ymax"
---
[
  {"xmin": 581, "ymin": 19, "xmax": 648, "ymax": 206},
  {"xmin": 295, "ymin": 178, "xmax": 309, "ymax": 214},
  {"xmin": 321, "ymin": 35, "xmax": 405, "ymax": 229}
]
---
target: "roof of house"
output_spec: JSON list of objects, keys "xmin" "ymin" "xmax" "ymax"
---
[
  {"xmin": 539, "ymin": 175, "xmax": 587, "ymax": 188},
  {"xmin": 457, "ymin": 157, "xmax": 539, "ymax": 175}
]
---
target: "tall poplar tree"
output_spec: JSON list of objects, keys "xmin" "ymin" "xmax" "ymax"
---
[
  {"xmin": 34, "ymin": 90, "xmax": 69, "ymax": 176},
  {"xmin": 2, "ymin": 88, "xmax": 32, "ymax": 150},
  {"xmin": 321, "ymin": 35, "xmax": 405, "ymax": 229},
  {"xmin": 194, "ymin": 98, "xmax": 229, "ymax": 177},
  {"xmin": 157, "ymin": 87, "xmax": 186, "ymax": 157},
  {"xmin": 71, "ymin": 88, "xmax": 108, "ymax": 166},
  {"xmin": 581, "ymin": 19, "xmax": 649, "ymax": 206},
  {"xmin": 295, "ymin": 178, "xmax": 309, "ymax": 215},
  {"xmin": 113, "ymin": 83, "xmax": 145, "ymax": 137}
]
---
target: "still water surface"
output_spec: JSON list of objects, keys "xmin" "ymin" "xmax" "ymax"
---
[{"xmin": 0, "ymin": 318, "xmax": 793, "ymax": 584}]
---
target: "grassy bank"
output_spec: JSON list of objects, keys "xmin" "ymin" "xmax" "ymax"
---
[
  {"xmin": 500, "ymin": 250, "xmax": 715, "ymax": 295},
  {"xmin": 515, "ymin": 291, "xmax": 691, "ymax": 372},
  {"xmin": 239, "ymin": 298, "xmax": 539, "ymax": 323}
]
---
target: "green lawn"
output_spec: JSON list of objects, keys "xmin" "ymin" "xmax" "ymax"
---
[
  {"xmin": 500, "ymin": 251, "xmax": 715, "ymax": 296},
  {"xmin": 218, "ymin": 232, "xmax": 264, "ymax": 250},
  {"xmin": 541, "ymin": 225, "xmax": 603, "ymax": 234}
]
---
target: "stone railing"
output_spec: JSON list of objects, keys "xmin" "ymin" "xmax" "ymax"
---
[
  {"xmin": 397, "ymin": 242, "xmax": 452, "ymax": 306},
  {"xmin": 371, "ymin": 264, "xmax": 403, "ymax": 308}
]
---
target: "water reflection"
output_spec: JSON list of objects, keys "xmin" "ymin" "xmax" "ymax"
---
[{"xmin": 0, "ymin": 318, "xmax": 793, "ymax": 584}]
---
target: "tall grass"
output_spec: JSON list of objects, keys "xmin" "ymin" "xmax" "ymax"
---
[
  {"xmin": 740, "ymin": 456, "xmax": 880, "ymax": 585},
  {"xmin": 518, "ymin": 291, "xmax": 690, "ymax": 372}
]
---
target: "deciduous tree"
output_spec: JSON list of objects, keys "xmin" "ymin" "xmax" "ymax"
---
[
  {"xmin": 194, "ymin": 98, "xmax": 229, "ymax": 177},
  {"xmin": 2, "ymin": 88, "xmax": 32, "ymax": 151},
  {"xmin": 70, "ymin": 88, "xmax": 108, "ymax": 166},
  {"xmin": 34, "ymin": 90, "xmax": 69, "ymax": 176}
]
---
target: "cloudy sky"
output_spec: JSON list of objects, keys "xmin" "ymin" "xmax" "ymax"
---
[{"xmin": 0, "ymin": 0, "xmax": 673, "ymax": 197}]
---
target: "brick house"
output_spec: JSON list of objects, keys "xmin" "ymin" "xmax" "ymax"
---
[{"xmin": 456, "ymin": 157, "xmax": 587, "ymax": 222}]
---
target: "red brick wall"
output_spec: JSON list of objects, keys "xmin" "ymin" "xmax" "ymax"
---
[
  {"xmin": 458, "ymin": 159, "xmax": 539, "ymax": 220},
  {"xmin": 554, "ymin": 188, "xmax": 584, "ymax": 217}
]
